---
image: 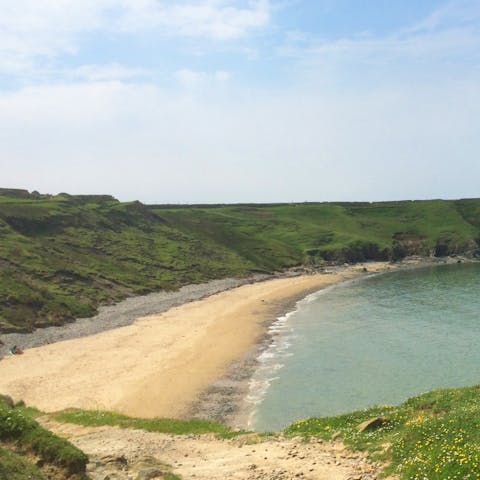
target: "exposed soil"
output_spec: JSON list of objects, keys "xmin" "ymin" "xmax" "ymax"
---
[{"xmin": 40, "ymin": 418, "xmax": 395, "ymax": 480}]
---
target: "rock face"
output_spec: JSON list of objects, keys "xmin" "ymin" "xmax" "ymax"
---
[{"xmin": 356, "ymin": 417, "xmax": 388, "ymax": 433}]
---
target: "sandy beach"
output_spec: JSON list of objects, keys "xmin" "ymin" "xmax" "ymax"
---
[{"xmin": 0, "ymin": 262, "xmax": 399, "ymax": 421}]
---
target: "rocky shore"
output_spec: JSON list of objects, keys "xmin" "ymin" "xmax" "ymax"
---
[
  {"xmin": 0, "ymin": 274, "xmax": 273, "ymax": 356},
  {"xmin": 2, "ymin": 255, "xmax": 471, "ymax": 358}
]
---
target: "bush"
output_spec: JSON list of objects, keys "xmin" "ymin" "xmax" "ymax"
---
[{"xmin": 0, "ymin": 401, "xmax": 88, "ymax": 475}]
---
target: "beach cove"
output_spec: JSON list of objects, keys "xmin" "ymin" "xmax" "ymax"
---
[
  {"xmin": 0, "ymin": 257, "xmax": 467, "ymax": 425},
  {"xmin": 0, "ymin": 262, "xmax": 399, "ymax": 420}
]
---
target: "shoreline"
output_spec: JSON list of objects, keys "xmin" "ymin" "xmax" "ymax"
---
[
  {"xmin": 0, "ymin": 256, "xmax": 472, "ymax": 426},
  {"xmin": 0, "ymin": 274, "xmax": 274, "ymax": 356},
  {"xmin": 188, "ymin": 280, "xmax": 329, "ymax": 427},
  {"xmin": 188, "ymin": 255, "xmax": 475, "ymax": 428}
]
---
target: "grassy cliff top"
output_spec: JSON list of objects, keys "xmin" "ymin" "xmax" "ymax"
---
[{"xmin": 0, "ymin": 189, "xmax": 479, "ymax": 332}]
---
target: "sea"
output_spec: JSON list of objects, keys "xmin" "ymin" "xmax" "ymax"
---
[{"xmin": 247, "ymin": 262, "xmax": 480, "ymax": 432}]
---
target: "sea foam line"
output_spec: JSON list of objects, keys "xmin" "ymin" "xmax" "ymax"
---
[
  {"xmin": 244, "ymin": 273, "xmax": 380, "ymax": 429},
  {"xmin": 244, "ymin": 288, "xmax": 335, "ymax": 429}
]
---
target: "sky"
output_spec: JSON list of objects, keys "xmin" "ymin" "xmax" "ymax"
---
[{"xmin": 1, "ymin": 0, "xmax": 479, "ymax": 203}]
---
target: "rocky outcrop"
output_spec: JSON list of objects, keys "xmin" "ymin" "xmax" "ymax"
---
[{"xmin": 357, "ymin": 417, "xmax": 388, "ymax": 433}]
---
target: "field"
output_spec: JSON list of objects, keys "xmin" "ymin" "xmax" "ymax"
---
[{"xmin": 0, "ymin": 188, "xmax": 479, "ymax": 332}]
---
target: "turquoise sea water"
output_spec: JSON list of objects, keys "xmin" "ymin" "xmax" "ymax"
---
[{"xmin": 250, "ymin": 263, "xmax": 480, "ymax": 432}]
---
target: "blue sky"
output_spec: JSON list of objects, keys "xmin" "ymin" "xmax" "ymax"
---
[{"xmin": 1, "ymin": 0, "xmax": 479, "ymax": 203}]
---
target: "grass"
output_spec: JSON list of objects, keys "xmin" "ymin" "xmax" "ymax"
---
[
  {"xmin": 0, "ymin": 447, "xmax": 46, "ymax": 480},
  {"xmin": 285, "ymin": 384, "xmax": 480, "ymax": 479},
  {"xmin": 2, "ymin": 189, "xmax": 480, "ymax": 477},
  {"xmin": 13, "ymin": 387, "xmax": 480, "ymax": 479},
  {"xmin": 0, "ymin": 191, "xmax": 254, "ymax": 332},
  {"xmin": 53, "ymin": 409, "xmax": 245, "ymax": 438},
  {"xmin": 1, "ymin": 190, "xmax": 479, "ymax": 332},
  {"xmin": 0, "ymin": 395, "xmax": 89, "ymax": 478},
  {"xmin": 0, "ymin": 397, "xmax": 186, "ymax": 479}
]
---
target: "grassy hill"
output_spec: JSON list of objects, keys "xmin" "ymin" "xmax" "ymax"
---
[{"xmin": 0, "ymin": 188, "xmax": 479, "ymax": 332}]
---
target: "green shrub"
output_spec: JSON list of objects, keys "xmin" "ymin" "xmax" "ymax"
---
[{"xmin": 0, "ymin": 402, "xmax": 88, "ymax": 474}]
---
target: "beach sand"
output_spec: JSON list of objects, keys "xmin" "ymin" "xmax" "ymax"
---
[{"xmin": 0, "ymin": 262, "xmax": 394, "ymax": 419}]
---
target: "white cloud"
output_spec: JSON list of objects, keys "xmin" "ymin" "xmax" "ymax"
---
[
  {"xmin": 280, "ymin": 0, "xmax": 480, "ymax": 85},
  {"xmin": 0, "ymin": 0, "xmax": 105, "ymax": 69},
  {"xmin": 69, "ymin": 64, "xmax": 148, "ymax": 82},
  {"xmin": 292, "ymin": 27, "xmax": 480, "ymax": 80},
  {"xmin": 1, "ymin": 77, "xmax": 479, "ymax": 203},
  {"xmin": 2, "ymin": 1, "xmax": 479, "ymax": 203},
  {"xmin": 174, "ymin": 69, "xmax": 206, "ymax": 87},
  {"xmin": 174, "ymin": 68, "xmax": 232, "ymax": 87},
  {"xmin": 0, "ymin": 0, "xmax": 270, "ymax": 75},
  {"xmin": 214, "ymin": 70, "xmax": 232, "ymax": 82},
  {"xmin": 116, "ymin": 0, "xmax": 270, "ymax": 39},
  {"xmin": 407, "ymin": 0, "xmax": 480, "ymax": 33}
]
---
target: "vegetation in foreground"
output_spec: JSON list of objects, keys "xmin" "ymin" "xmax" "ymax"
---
[
  {"xmin": 1, "ymin": 188, "xmax": 479, "ymax": 332},
  {"xmin": 0, "ymin": 395, "xmax": 89, "ymax": 480},
  {"xmin": 0, "ymin": 447, "xmax": 46, "ymax": 480},
  {"xmin": 53, "ymin": 409, "xmax": 245, "ymax": 438},
  {"xmin": 9, "ymin": 385, "xmax": 480, "ymax": 479},
  {"xmin": 285, "ymin": 384, "xmax": 480, "ymax": 480}
]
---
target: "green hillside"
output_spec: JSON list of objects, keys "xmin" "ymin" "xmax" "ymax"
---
[{"xmin": 0, "ymin": 188, "xmax": 479, "ymax": 333}]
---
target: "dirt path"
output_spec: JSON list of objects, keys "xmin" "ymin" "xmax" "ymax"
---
[{"xmin": 41, "ymin": 419, "xmax": 387, "ymax": 480}]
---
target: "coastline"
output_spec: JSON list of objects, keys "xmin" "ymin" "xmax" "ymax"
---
[
  {"xmin": 0, "ymin": 256, "xmax": 471, "ymax": 426},
  {"xmin": 188, "ymin": 255, "xmax": 474, "ymax": 428},
  {"xmin": 0, "ymin": 274, "xmax": 274, "ymax": 356}
]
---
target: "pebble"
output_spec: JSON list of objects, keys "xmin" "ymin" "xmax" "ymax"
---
[{"xmin": 1, "ymin": 275, "xmax": 271, "ymax": 353}]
